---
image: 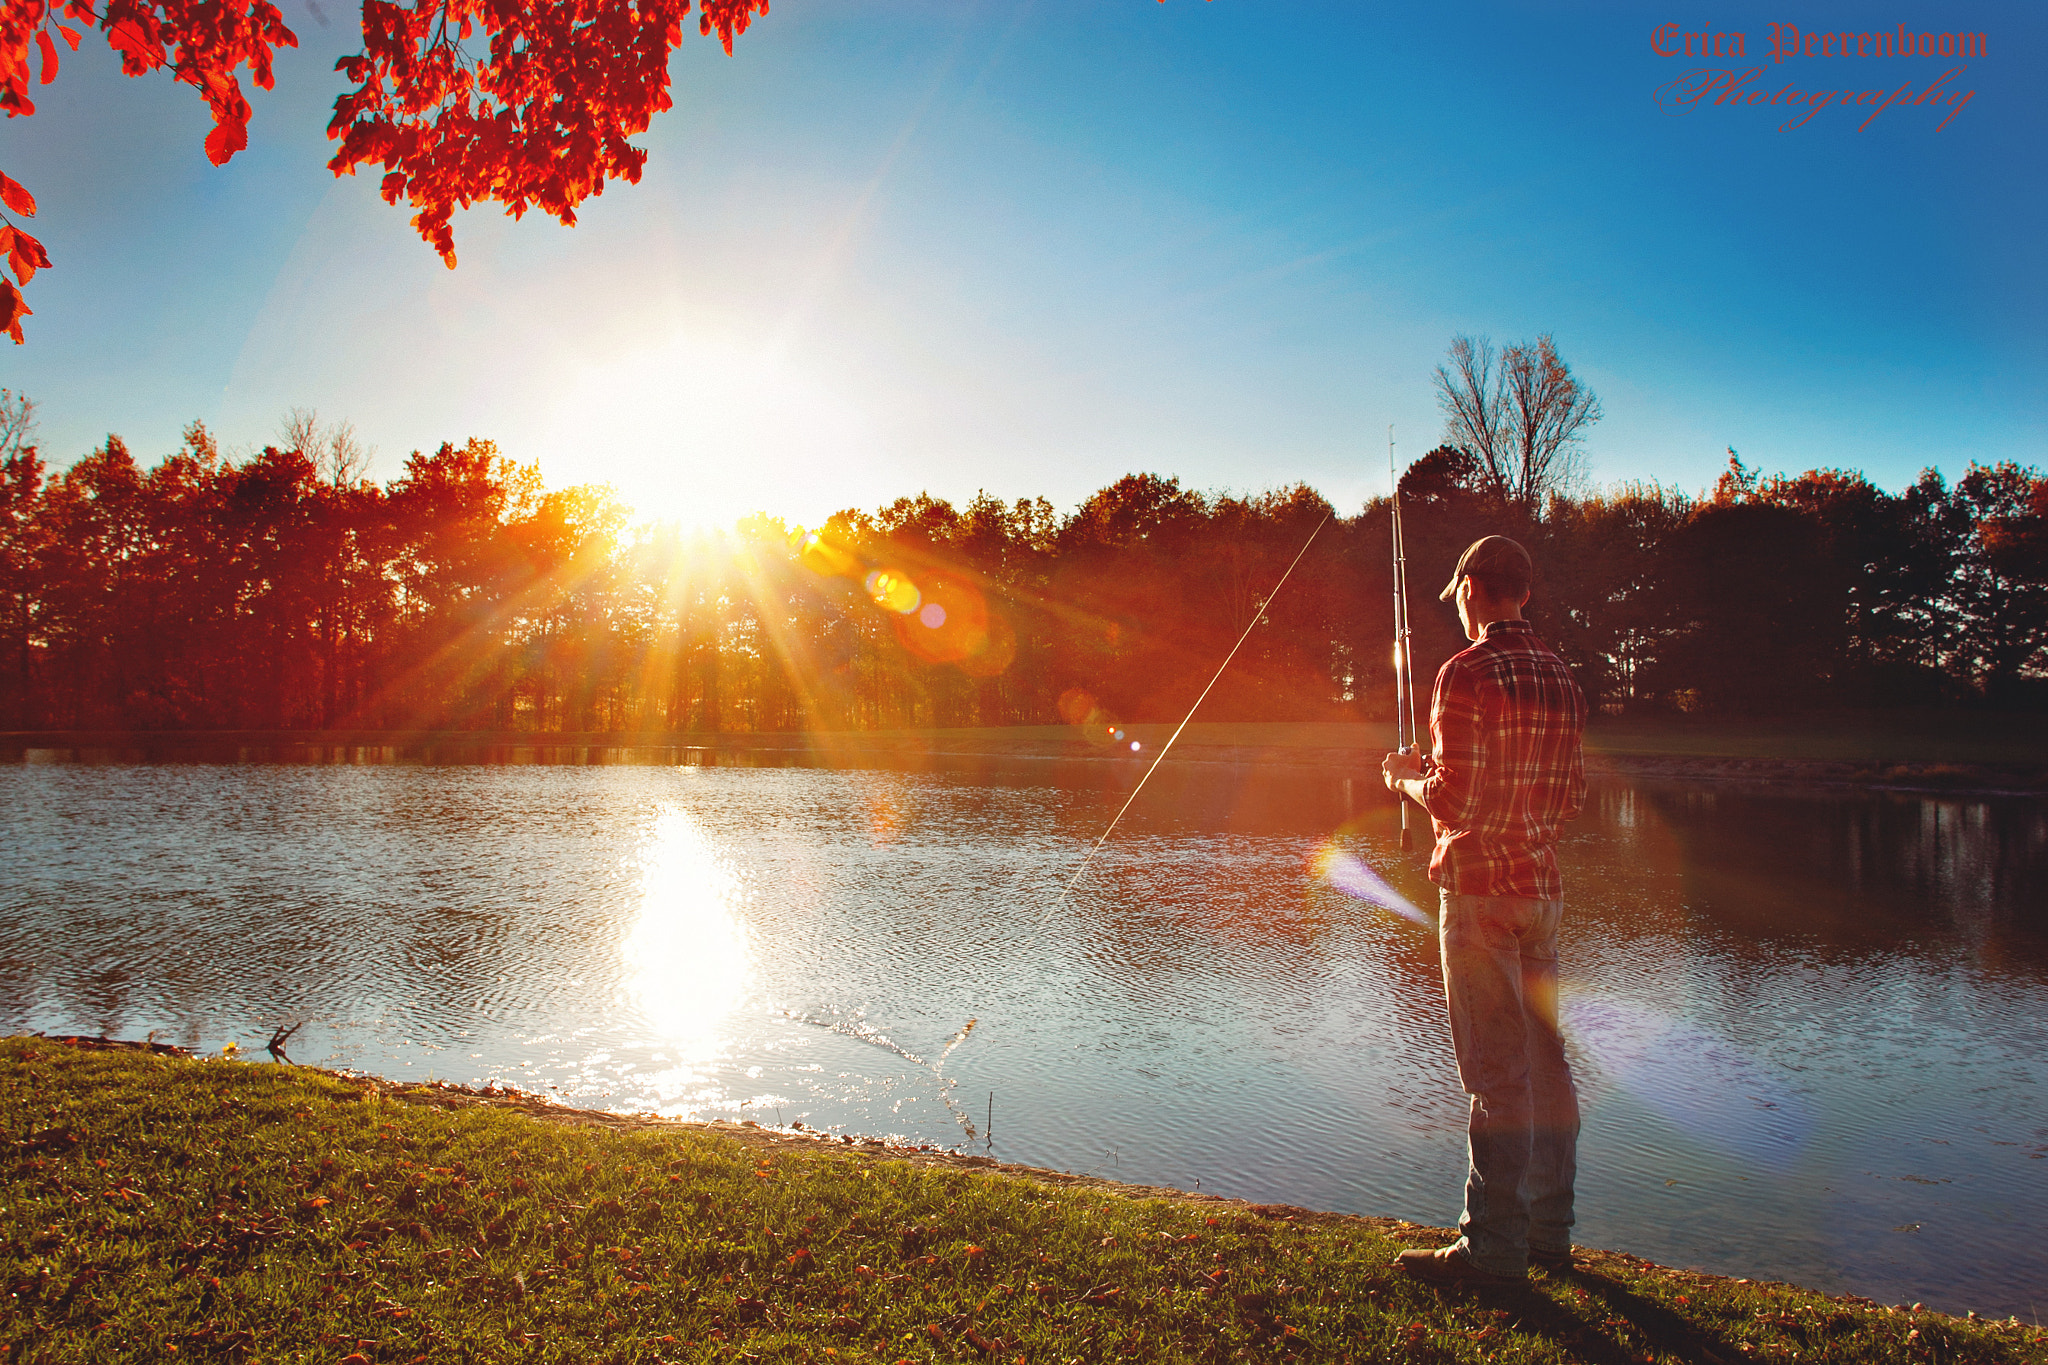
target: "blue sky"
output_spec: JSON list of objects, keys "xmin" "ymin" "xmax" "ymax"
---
[{"xmin": 3, "ymin": 0, "xmax": 2041, "ymax": 528}]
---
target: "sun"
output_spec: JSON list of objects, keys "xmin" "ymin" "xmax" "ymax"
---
[{"xmin": 531, "ymin": 326, "xmax": 898, "ymax": 532}]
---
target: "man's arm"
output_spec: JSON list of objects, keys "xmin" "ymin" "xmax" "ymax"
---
[
  {"xmin": 1382, "ymin": 657, "xmax": 1487, "ymax": 825},
  {"xmin": 1382, "ymin": 749, "xmax": 1428, "ymax": 806}
]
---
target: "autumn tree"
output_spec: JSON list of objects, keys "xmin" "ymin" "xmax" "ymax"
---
[
  {"xmin": 1948, "ymin": 461, "xmax": 2048, "ymax": 702},
  {"xmin": 0, "ymin": 0, "xmax": 770, "ymax": 340},
  {"xmin": 379, "ymin": 437, "xmax": 534, "ymax": 725},
  {"xmin": 1433, "ymin": 334, "xmax": 1603, "ymax": 514},
  {"xmin": 1535, "ymin": 483, "xmax": 1692, "ymax": 709},
  {"xmin": 1193, "ymin": 483, "xmax": 1346, "ymax": 721},
  {"xmin": 2, "ymin": 403, "xmax": 2041, "ymax": 732},
  {"xmin": 1753, "ymin": 463, "xmax": 1960, "ymax": 704},
  {"xmin": 1613, "ymin": 499, "xmax": 1840, "ymax": 714},
  {"xmin": 215, "ymin": 441, "xmax": 332, "ymax": 727},
  {"xmin": 0, "ymin": 389, "xmax": 43, "ymax": 722},
  {"xmin": 31, "ymin": 433, "xmax": 158, "ymax": 724}
]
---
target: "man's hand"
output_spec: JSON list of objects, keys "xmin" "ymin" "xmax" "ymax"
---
[{"xmin": 1381, "ymin": 748, "xmax": 1423, "ymax": 793}]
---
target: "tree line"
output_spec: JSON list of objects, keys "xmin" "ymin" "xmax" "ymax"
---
[{"xmin": 0, "ymin": 390, "xmax": 2042, "ymax": 735}]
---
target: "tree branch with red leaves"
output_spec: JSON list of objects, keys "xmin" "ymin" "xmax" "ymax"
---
[
  {"xmin": 0, "ymin": 0, "xmax": 766, "ymax": 340},
  {"xmin": 329, "ymin": 0, "xmax": 767, "ymax": 265}
]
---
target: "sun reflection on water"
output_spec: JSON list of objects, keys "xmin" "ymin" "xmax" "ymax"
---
[{"xmin": 623, "ymin": 806, "xmax": 751, "ymax": 1057}]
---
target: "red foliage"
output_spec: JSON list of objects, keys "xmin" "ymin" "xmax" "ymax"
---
[
  {"xmin": 0, "ymin": 0, "xmax": 765, "ymax": 338},
  {"xmin": 329, "ymin": 0, "xmax": 769, "ymax": 265},
  {"xmin": 2, "ymin": 0, "xmax": 296, "ymax": 151},
  {"xmin": 1, "ymin": 0, "xmax": 297, "ymax": 339}
]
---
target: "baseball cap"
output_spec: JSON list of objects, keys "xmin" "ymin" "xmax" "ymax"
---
[{"xmin": 1438, "ymin": 535, "xmax": 1533, "ymax": 601}]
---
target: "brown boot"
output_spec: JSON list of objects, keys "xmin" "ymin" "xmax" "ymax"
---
[{"xmin": 1396, "ymin": 1245, "xmax": 1525, "ymax": 1287}]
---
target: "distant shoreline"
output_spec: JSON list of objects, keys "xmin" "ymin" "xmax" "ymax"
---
[{"xmin": 3, "ymin": 718, "xmax": 2042, "ymax": 794}]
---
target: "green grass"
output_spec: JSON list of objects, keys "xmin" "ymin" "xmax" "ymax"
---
[{"xmin": 4, "ymin": 1038, "xmax": 2041, "ymax": 1365}]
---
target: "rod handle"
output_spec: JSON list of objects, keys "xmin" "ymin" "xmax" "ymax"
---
[{"xmin": 1395, "ymin": 742, "xmax": 1419, "ymax": 852}]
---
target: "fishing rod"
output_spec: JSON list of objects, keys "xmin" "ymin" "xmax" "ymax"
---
[{"xmin": 1388, "ymin": 425, "xmax": 1419, "ymax": 852}]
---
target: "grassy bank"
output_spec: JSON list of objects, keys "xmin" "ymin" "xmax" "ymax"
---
[{"xmin": 6, "ymin": 1039, "xmax": 2040, "ymax": 1364}]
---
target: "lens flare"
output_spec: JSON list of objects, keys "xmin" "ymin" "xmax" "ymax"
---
[
  {"xmin": 787, "ymin": 526, "xmax": 857, "ymax": 577},
  {"xmin": 893, "ymin": 575, "xmax": 998, "ymax": 668},
  {"xmin": 956, "ymin": 609, "xmax": 1016, "ymax": 677},
  {"xmin": 865, "ymin": 569, "xmax": 921, "ymax": 614},
  {"xmin": 1054, "ymin": 689, "xmax": 1135, "ymax": 747},
  {"xmin": 1561, "ymin": 994, "xmax": 1813, "ymax": 1169},
  {"xmin": 1313, "ymin": 844, "xmax": 1431, "ymax": 926}
]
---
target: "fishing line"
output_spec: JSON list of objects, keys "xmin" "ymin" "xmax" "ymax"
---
[
  {"xmin": 1026, "ymin": 510, "xmax": 1335, "ymax": 937},
  {"xmin": 921, "ymin": 510, "xmax": 1338, "ymax": 1124},
  {"xmin": 773, "ymin": 510, "xmax": 1335, "ymax": 1141}
]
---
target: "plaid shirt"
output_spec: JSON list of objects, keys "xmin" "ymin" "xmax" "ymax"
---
[{"xmin": 1416, "ymin": 619, "xmax": 1587, "ymax": 898}]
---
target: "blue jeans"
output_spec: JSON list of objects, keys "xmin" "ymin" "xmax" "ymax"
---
[{"xmin": 1438, "ymin": 891, "xmax": 1580, "ymax": 1275}]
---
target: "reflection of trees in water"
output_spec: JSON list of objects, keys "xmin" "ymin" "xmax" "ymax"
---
[
  {"xmin": 10, "ymin": 761, "xmax": 2041, "ymax": 1076},
  {"xmin": 1625, "ymin": 781, "xmax": 2046, "ymax": 959},
  {"xmin": 0, "ymin": 765, "xmax": 646, "ymax": 1050}
]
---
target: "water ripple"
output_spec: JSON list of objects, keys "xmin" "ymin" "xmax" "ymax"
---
[{"xmin": 1, "ymin": 760, "xmax": 2043, "ymax": 1316}]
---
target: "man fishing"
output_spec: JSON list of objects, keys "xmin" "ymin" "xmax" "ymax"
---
[{"xmin": 1380, "ymin": 533, "xmax": 1588, "ymax": 1287}]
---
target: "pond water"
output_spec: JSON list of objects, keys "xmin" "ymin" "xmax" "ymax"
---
[{"xmin": 2, "ymin": 754, "xmax": 2044, "ymax": 1318}]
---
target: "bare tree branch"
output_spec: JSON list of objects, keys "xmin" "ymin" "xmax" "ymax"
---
[
  {"xmin": 279, "ymin": 407, "xmax": 373, "ymax": 486},
  {"xmin": 1433, "ymin": 335, "xmax": 1511, "ymax": 500},
  {"xmin": 1503, "ymin": 334, "xmax": 1601, "ymax": 508},
  {"xmin": 1433, "ymin": 333, "xmax": 1601, "ymax": 514},
  {"xmin": 0, "ymin": 388, "xmax": 37, "ymax": 462},
  {"xmin": 279, "ymin": 406, "xmax": 322, "ymax": 460},
  {"xmin": 324, "ymin": 419, "xmax": 370, "ymax": 487}
]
